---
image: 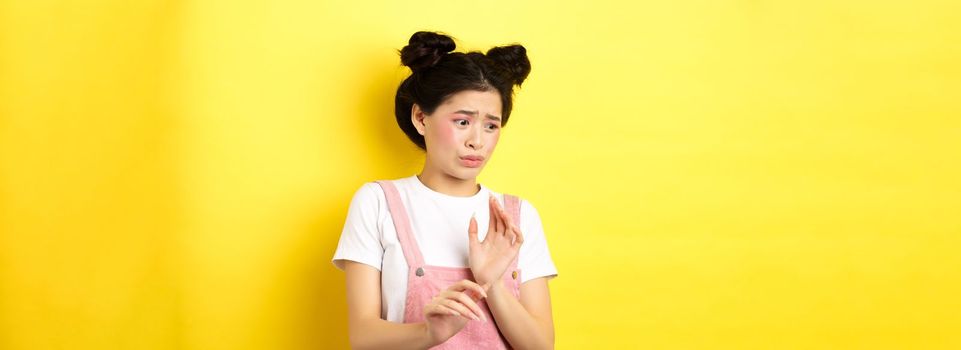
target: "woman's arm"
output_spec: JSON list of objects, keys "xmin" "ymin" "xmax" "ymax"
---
[
  {"xmin": 486, "ymin": 276, "xmax": 555, "ymax": 350},
  {"xmin": 468, "ymin": 195, "xmax": 556, "ymax": 349},
  {"xmin": 344, "ymin": 261, "xmax": 433, "ymax": 350}
]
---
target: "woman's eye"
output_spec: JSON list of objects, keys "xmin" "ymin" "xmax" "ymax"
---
[
  {"xmin": 485, "ymin": 123, "xmax": 500, "ymax": 130},
  {"xmin": 455, "ymin": 119, "xmax": 469, "ymax": 126}
]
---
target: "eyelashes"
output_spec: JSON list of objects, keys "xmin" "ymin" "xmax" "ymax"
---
[{"xmin": 453, "ymin": 119, "xmax": 500, "ymax": 131}]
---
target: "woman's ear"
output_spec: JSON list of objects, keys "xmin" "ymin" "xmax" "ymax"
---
[{"xmin": 411, "ymin": 104, "xmax": 427, "ymax": 136}]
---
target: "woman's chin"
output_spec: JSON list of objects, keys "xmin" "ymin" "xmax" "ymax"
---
[{"xmin": 448, "ymin": 166, "xmax": 482, "ymax": 181}]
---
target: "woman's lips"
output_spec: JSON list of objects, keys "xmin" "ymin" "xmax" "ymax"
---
[{"xmin": 459, "ymin": 156, "xmax": 484, "ymax": 168}]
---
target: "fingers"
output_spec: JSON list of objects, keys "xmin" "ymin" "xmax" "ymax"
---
[
  {"xmin": 487, "ymin": 194, "xmax": 523, "ymax": 246},
  {"xmin": 449, "ymin": 279, "xmax": 488, "ymax": 299},
  {"xmin": 425, "ymin": 303, "xmax": 463, "ymax": 318},
  {"xmin": 490, "ymin": 195, "xmax": 524, "ymax": 244},
  {"xmin": 441, "ymin": 290, "xmax": 486, "ymax": 321},
  {"xmin": 487, "ymin": 195, "xmax": 499, "ymax": 236},
  {"xmin": 498, "ymin": 200, "xmax": 515, "ymax": 231},
  {"xmin": 468, "ymin": 213, "xmax": 478, "ymax": 242},
  {"xmin": 489, "ymin": 194, "xmax": 505, "ymax": 234},
  {"xmin": 438, "ymin": 296, "xmax": 483, "ymax": 321},
  {"xmin": 512, "ymin": 222, "xmax": 525, "ymax": 246},
  {"xmin": 427, "ymin": 280, "xmax": 489, "ymax": 322},
  {"xmin": 495, "ymin": 197, "xmax": 525, "ymax": 247},
  {"xmin": 504, "ymin": 225, "xmax": 517, "ymax": 245}
]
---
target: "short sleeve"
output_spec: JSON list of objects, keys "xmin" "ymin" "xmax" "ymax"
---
[
  {"xmin": 331, "ymin": 182, "xmax": 386, "ymax": 271},
  {"xmin": 517, "ymin": 198, "xmax": 559, "ymax": 283}
]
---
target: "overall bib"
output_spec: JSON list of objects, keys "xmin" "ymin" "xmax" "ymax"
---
[{"xmin": 376, "ymin": 180, "xmax": 523, "ymax": 349}]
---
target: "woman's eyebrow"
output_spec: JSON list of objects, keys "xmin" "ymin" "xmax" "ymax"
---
[{"xmin": 454, "ymin": 109, "xmax": 501, "ymax": 121}]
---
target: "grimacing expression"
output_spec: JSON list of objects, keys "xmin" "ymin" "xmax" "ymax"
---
[{"xmin": 412, "ymin": 90, "xmax": 503, "ymax": 181}]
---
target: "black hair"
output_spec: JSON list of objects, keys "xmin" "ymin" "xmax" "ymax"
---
[{"xmin": 394, "ymin": 31, "xmax": 531, "ymax": 150}]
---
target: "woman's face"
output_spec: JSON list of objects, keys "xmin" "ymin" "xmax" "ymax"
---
[{"xmin": 413, "ymin": 89, "xmax": 503, "ymax": 181}]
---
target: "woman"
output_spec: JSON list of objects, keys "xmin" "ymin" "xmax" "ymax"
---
[{"xmin": 332, "ymin": 31, "xmax": 558, "ymax": 349}]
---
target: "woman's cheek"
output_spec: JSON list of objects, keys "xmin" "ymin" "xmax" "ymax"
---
[
  {"xmin": 435, "ymin": 122, "xmax": 456, "ymax": 146},
  {"xmin": 487, "ymin": 132, "xmax": 500, "ymax": 150}
]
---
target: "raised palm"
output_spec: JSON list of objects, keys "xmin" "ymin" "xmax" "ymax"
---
[{"xmin": 468, "ymin": 194, "xmax": 525, "ymax": 290}]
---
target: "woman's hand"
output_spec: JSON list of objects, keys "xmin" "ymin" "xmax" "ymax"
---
[
  {"xmin": 422, "ymin": 279, "xmax": 489, "ymax": 346},
  {"xmin": 468, "ymin": 194, "xmax": 525, "ymax": 291}
]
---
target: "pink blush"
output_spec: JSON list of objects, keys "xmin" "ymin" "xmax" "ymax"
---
[{"xmin": 435, "ymin": 120, "xmax": 456, "ymax": 145}]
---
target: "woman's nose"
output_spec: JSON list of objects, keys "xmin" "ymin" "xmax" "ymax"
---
[{"xmin": 466, "ymin": 126, "xmax": 483, "ymax": 150}]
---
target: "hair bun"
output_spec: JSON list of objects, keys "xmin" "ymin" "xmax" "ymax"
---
[
  {"xmin": 486, "ymin": 44, "xmax": 531, "ymax": 86},
  {"xmin": 400, "ymin": 31, "xmax": 456, "ymax": 72}
]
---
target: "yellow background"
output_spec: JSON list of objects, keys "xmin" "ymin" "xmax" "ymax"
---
[{"xmin": 2, "ymin": 1, "xmax": 959, "ymax": 349}]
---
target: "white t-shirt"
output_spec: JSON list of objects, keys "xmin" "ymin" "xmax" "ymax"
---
[{"xmin": 331, "ymin": 175, "xmax": 558, "ymax": 322}]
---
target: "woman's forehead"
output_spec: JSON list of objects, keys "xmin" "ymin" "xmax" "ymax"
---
[{"xmin": 439, "ymin": 90, "xmax": 502, "ymax": 114}]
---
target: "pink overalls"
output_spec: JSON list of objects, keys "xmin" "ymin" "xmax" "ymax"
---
[{"xmin": 376, "ymin": 180, "xmax": 523, "ymax": 349}]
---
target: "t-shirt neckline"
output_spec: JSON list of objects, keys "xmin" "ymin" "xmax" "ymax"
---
[{"xmin": 409, "ymin": 174, "xmax": 490, "ymax": 201}]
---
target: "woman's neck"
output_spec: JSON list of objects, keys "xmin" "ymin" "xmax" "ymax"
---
[{"xmin": 417, "ymin": 167, "xmax": 480, "ymax": 197}]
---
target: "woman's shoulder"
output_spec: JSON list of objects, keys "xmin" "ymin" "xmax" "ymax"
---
[
  {"xmin": 515, "ymin": 195, "xmax": 543, "ymax": 221},
  {"xmin": 347, "ymin": 180, "xmax": 389, "ymax": 207},
  {"xmin": 349, "ymin": 176, "xmax": 419, "ymax": 203}
]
